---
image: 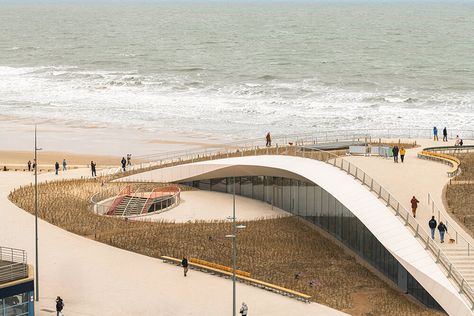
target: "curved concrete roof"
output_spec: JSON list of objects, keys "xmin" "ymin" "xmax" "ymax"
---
[{"xmin": 121, "ymin": 155, "xmax": 473, "ymax": 316}]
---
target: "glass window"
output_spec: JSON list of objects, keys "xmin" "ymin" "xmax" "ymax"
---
[
  {"xmin": 328, "ymin": 195, "xmax": 336, "ymax": 233},
  {"xmin": 264, "ymin": 176, "xmax": 273, "ymax": 204},
  {"xmin": 253, "ymin": 176, "xmax": 264, "ymax": 201},
  {"xmin": 298, "ymin": 182, "xmax": 307, "ymax": 217},
  {"xmin": 291, "ymin": 180, "xmax": 299, "ymax": 214},
  {"xmin": 314, "ymin": 185, "xmax": 322, "ymax": 225},
  {"xmin": 320, "ymin": 189, "xmax": 329, "ymax": 229},
  {"xmin": 241, "ymin": 177, "xmax": 252, "ymax": 198},
  {"xmin": 198, "ymin": 179, "xmax": 210, "ymax": 190},
  {"xmin": 211, "ymin": 178, "xmax": 227, "ymax": 192},
  {"xmin": 306, "ymin": 184, "xmax": 315, "ymax": 223},
  {"xmin": 282, "ymin": 178, "xmax": 291, "ymax": 212},
  {"xmin": 335, "ymin": 200, "xmax": 342, "ymax": 239}
]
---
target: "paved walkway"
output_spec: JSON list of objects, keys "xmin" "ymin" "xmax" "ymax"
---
[
  {"xmin": 0, "ymin": 170, "xmax": 345, "ymax": 316},
  {"xmin": 138, "ymin": 190, "xmax": 289, "ymax": 222},
  {"xmin": 345, "ymin": 138, "xmax": 474, "ymax": 284}
]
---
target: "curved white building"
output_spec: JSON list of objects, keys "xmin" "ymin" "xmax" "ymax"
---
[{"xmin": 121, "ymin": 155, "xmax": 473, "ymax": 315}]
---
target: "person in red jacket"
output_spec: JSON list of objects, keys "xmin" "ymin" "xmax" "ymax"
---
[{"xmin": 411, "ymin": 196, "xmax": 420, "ymax": 218}]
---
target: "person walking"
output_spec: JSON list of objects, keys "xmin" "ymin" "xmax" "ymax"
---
[
  {"xmin": 62, "ymin": 159, "xmax": 67, "ymax": 171},
  {"xmin": 91, "ymin": 161, "xmax": 97, "ymax": 177},
  {"xmin": 392, "ymin": 145, "xmax": 399, "ymax": 163},
  {"xmin": 55, "ymin": 296, "xmax": 64, "ymax": 316},
  {"xmin": 121, "ymin": 157, "xmax": 127, "ymax": 172},
  {"xmin": 455, "ymin": 135, "xmax": 461, "ymax": 146},
  {"xmin": 127, "ymin": 154, "xmax": 132, "ymax": 166},
  {"xmin": 443, "ymin": 127, "xmax": 448, "ymax": 142},
  {"xmin": 240, "ymin": 302, "xmax": 248, "ymax": 316},
  {"xmin": 428, "ymin": 216, "xmax": 437, "ymax": 240},
  {"xmin": 181, "ymin": 256, "xmax": 189, "ymax": 277},
  {"xmin": 32, "ymin": 159, "xmax": 36, "ymax": 171},
  {"xmin": 438, "ymin": 221, "xmax": 448, "ymax": 243},
  {"xmin": 265, "ymin": 132, "xmax": 271, "ymax": 147},
  {"xmin": 27, "ymin": 160, "xmax": 31, "ymax": 172},
  {"xmin": 433, "ymin": 126, "xmax": 438, "ymax": 141},
  {"xmin": 410, "ymin": 196, "xmax": 419, "ymax": 218},
  {"xmin": 55, "ymin": 161, "xmax": 60, "ymax": 175},
  {"xmin": 399, "ymin": 147, "xmax": 406, "ymax": 163}
]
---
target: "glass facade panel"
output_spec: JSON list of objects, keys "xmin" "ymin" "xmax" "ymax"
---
[
  {"xmin": 298, "ymin": 182, "xmax": 306, "ymax": 217},
  {"xmin": 1, "ymin": 292, "xmax": 32, "ymax": 316},
  {"xmin": 241, "ymin": 177, "xmax": 252, "ymax": 198},
  {"xmin": 184, "ymin": 176, "xmax": 444, "ymax": 312}
]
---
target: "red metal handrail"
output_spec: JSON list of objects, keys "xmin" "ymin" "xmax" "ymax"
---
[
  {"xmin": 140, "ymin": 186, "xmax": 181, "ymax": 215},
  {"xmin": 106, "ymin": 185, "xmax": 131, "ymax": 215}
]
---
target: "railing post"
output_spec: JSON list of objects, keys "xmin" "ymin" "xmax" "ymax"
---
[
  {"xmin": 414, "ymin": 224, "xmax": 419, "ymax": 238},
  {"xmin": 447, "ymin": 263, "xmax": 452, "ymax": 278},
  {"xmin": 459, "ymin": 279, "xmax": 464, "ymax": 294},
  {"xmin": 370, "ymin": 179, "xmax": 374, "ymax": 191},
  {"xmin": 396, "ymin": 203, "xmax": 400, "ymax": 216},
  {"xmin": 362, "ymin": 173, "xmax": 366, "ymax": 184},
  {"xmin": 378, "ymin": 186, "xmax": 382, "ymax": 198},
  {"xmin": 425, "ymin": 236, "xmax": 430, "ymax": 250},
  {"xmin": 387, "ymin": 195, "xmax": 390, "ymax": 207},
  {"xmin": 405, "ymin": 213, "xmax": 409, "ymax": 226}
]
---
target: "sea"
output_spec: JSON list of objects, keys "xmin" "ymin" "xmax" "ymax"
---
[{"xmin": 0, "ymin": 1, "xmax": 473, "ymax": 139}]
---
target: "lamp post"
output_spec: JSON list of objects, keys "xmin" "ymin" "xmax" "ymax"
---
[
  {"xmin": 225, "ymin": 177, "xmax": 246, "ymax": 316},
  {"xmin": 34, "ymin": 125, "xmax": 42, "ymax": 302}
]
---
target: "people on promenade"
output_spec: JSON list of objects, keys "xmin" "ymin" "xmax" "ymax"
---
[
  {"xmin": 265, "ymin": 132, "xmax": 272, "ymax": 147},
  {"xmin": 400, "ymin": 147, "xmax": 406, "ymax": 163},
  {"xmin": 240, "ymin": 302, "xmax": 248, "ymax": 316},
  {"xmin": 91, "ymin": 161, "xmax": 97, "ymax": 177},
  {"xmin": 460, "ymin": 139, "xmax": 464, "ymax": 146},
  {"xmin": 55, "ymin": 161, "xmax": 59, "ymax": 175},
  {"xmin": 455, "ymin": 135, "xmax": 461, "ymax": 146},
  {"xmin": 55, "ymin": 296, "xmax": 64, "ymax": 316},
  {"xmin": 392, "ymin": 145, "xmax": 399, "ymax": 163},
  {"xmin": 62, "ymin": 159, "xmax": 67, "ymax": 171},
  {"xmin": 433, "ymin": 126, "xmax": 438, "ymax": 141},
  {"xmin": 127, "ymin": 154, "xmax": 132, "ymax": 166},
  {"xmin": 438, "ymin": 221, "xmax": 448, "ymax": 243},
  {"xmin": 121, "ymin": 157, "xmax": 127, "ymax": 172},
  {"xmin": 27, "ymin": 160, "xmax": 31, "ymax": 172},
  {"xmin": 429, "ymin": 216, "xmax": 437, "ymax": 240},
  {"xmin": 181, "ymin": 256, "xmax": 189, "ymax": 277},
  {"xmin": 443, "ymin": 127, "xmax": 448, "ymax": 142},
  {"xmin": 32, "ymin": 159, "xmax": 36, "ymax": 171},
  {"xmin": 410, "ymin": 196, "xmax": 419, "ymax": 218}
]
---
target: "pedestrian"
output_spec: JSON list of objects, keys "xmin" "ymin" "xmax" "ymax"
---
[
  {"xmin": 400, "ymin": 147, "xmax": 406, "ymax": 163},
  {"xmin": 121, "ymin": 157, "xmax": 127, "ymax": 172},
  {"xmin": 240, "ymin": 302, "xmax": 248, "ymax": 316},
  {"xmin": 392, "ymin": 145, "xmax": 399, "ymax": 163},
  {"xmin": 181, "ymin": 256, "xmax": 189, "ymax": 277},
  {"xmin": 127, "ymin": 154, "xmax": 132, "ymax": 166},
  {"xmin": 27, "ymin": 160, "xmax": 31, "ymax": 172},
  {"xmin": 32, "ymin": 159, "xmax": 36, "ymax": 171},
  {"xmin": 460, "ymin": 139, "xmax": 464, "ymax": 146},
  {"xmin": 455, "ymin": 135, "xmax": 461, "ymax": 146},
  {"xmin": 62, "ymin": 159, "xmax": 67, "ymax": 171},
  {"xmin": 433, "ymin": 126, "xmax": 438, "ymax": 141},
  {"xmin": 410, "ymin": 196, "xmax": 419, "ymax": 218},
  {"xmin": 55, "ymin": 161, "xmax": 59, "ymax": 175},
  {"xmin": 428, "ymin": 216, "xmax": 437, "ymax": 240},
  {"xmin": 438, "ymin": 221, "xmax": 448, "ymax": 243},
  {"xmin": 91, "ymin": 161, "xmax": 97, "ymax": 177},
  {"xmin": 265, "ymin": 132, "xmax": 271, "ymax": 147},
  {"xmin": 55, "ymin": 296, "xmax": 64, "ymax": 316},
  {"xmin": 443, "ymin": 127, "xmax": 448, "ymax": 142}
]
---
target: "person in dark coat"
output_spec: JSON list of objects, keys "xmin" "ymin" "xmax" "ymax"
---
[
  {"xmin": 91, "ymin": 161, "xmax": 97, "ymax": 177},
  {"xmin": 121, "ymin": 157, "xmax": 127, "ymax": 172},
  {"xmin": 27, "ymin": 160, "xmax": 31, "ymax": 172},
  {"xmin": 428, "ymin": 216, "xmax": 437, "ymax": 240},
  {"xmin": 443, "ymin": 127, "xmax": 448, "ymax": 142},
  {"xmin": 55, "ymin": 161, "xmax": 60, "ymax": 175},
  {"xmin": 182, "ymin": 256, "xmax": 189, "ymax": 277},
  {"xmin": 392, "ymin": 145, "xmax": 399, "ymax": 163},
  {"xmin": 438, "ymin": 221, "xmax": 448, "ymax": 243},
  {"xmin": 265, "ymin": 132, "xmax": 271, "ymax": 147},
  {"xmin": 410, "ymin": 196, "xmax": 419, "ymax": 218},
  {"xmin": 55, "ymin": 296, "xmax": 64, "ymax": 316}
]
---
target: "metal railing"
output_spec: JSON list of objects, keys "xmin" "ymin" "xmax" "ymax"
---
[
  {"xmin": 106, "ymin": 185, "xmax": 131, "ymax": 215},
  {"xmin": 0, "ymin": 246, "xmax": 28, "ymax": 284},
  {"xmin": 418, "ymin": 151, "xmax": 461, "ymax": 177},
  {"xmin": 428, "ymin": 193, "xmax": 474, "ymax": 256}
]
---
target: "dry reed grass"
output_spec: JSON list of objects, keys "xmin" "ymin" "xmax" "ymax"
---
[
  {"xmin": 446, "ymin": 153, "xmax": 474, "ymax": 235},
  {"xmin": 9, "ymin": 178, "xmax": 441, "ymax": 315}
]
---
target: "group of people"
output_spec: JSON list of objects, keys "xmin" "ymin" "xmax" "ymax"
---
[
  {"xmin": 411, "ymin": 196, "xmax": 449, "ymax": 243},
  {"xmin": 27, "ymin": 159, "xmax": 68, "ymax": 175},
  {"xmin": 391, "ymin": 145, "xmax": 406, "ymax": 163},
  {"xmin": 434, "ymin": 127, "xmax": 464, "ymax": 146},
  {"xmin": 54, "ymin": 159, "xmax": 68, "ymax": 175}
]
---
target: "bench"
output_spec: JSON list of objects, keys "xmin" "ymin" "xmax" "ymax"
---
[
  {"xmin": 189, "ymin": 258, "xmax": 250, "ymax": 277},
  {"xmin": 161, "ymin": 256, "xmax": 311, "ymax": 301},
  {"xmin": 417, "ymin": 151, "xmax": 460, "ymax": 177}
]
